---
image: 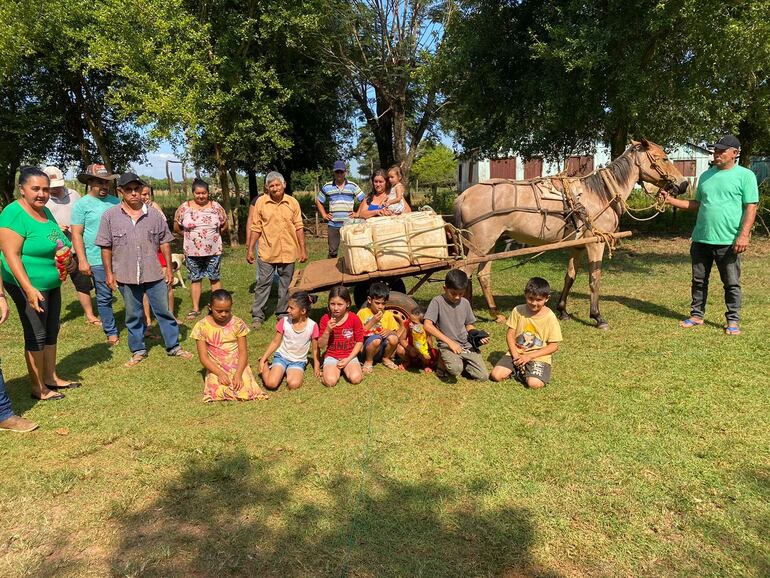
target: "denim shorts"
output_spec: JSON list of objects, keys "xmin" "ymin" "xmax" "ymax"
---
[
  {"xmin": 363, "ymin": 333, "xmax": 390, "ymax": 361},
  {"xmin": 185, "ymin": 254, "xmax": 222, "ymax": 282},
  {"xmin": 271, "ymin": 352, "xmax": 307, "ymax": 372}
]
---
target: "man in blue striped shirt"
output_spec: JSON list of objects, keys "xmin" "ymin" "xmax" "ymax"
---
[{"xmin": 315, "ymin": 160, "xmax": 365, "ymax": 258}]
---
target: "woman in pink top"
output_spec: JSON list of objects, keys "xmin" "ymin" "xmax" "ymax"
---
[{"xmin": 174, "ymin": 178, "xmax": 228, "ymax": 320}]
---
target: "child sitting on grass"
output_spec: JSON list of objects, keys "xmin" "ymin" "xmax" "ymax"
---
[
  {"xmin": 357, "ymin": 282, "xmax": 404, "ymax": 372},
  {"xmin": 260, "ymin": 291, "xmax": 320, "ymax": 391},
  {"xmin": 403, "ymin": 304, "xmax": 439, "ymax": 373},
  {"xmin": 424, "ymin": 270, "xmax": 489, "ymax": 380},
  {"xmin": 319, "ymin": 285, "xmax": 365, "ymax": 387},
  {"xmin": 490, "ymin": 277, "xmax": 562, "ymax": 389},
  {"xmin": 191, "ymin": 289, "xmax": 269, "ymax": 402}
]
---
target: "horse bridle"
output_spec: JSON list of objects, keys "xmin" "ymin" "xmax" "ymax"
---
[{"xmin": 632, "ymin": 145, "xmax": 683, "ymax": 196}]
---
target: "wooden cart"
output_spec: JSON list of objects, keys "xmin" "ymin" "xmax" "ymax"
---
[{"xmin": 289, "ymin": 231, "xmax": 632, "ymax": 317}]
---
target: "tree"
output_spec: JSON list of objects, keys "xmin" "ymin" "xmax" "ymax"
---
[
  {"xmin": 442, "ymin": 0, "xmax": 765, "ymax": 161},
  {"xmin": 411, "ymin": 142, "xmax": 456, "ymax": 193},
  {"xmin": 318, "ymin": 0, "xmax": 450, "ymax": 191}
]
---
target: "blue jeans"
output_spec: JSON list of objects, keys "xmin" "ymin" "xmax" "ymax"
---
[
  {"xmin": 118, "ymin": 280, "xmax": 180, "ymax": 355},
  {"xmin": 0, "ymin": 369, "xmax": 14, "ymax": 422},
  {"xmin": 90, "ymin": 265, "xmax": 118, "ymax": 338}
]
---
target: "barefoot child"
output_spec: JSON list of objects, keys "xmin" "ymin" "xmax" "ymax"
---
[
  {"xmin": 259, "ymin": 291, "xmax": 320, "ymax": 390},
  {"xmin": 385, "ymin": 165, "xmax": 406, "ymax": 215},
  {"xmin": 319, "ymin": 286, "xmax": 364, "ymax": 387},
  {"xmin": 358, "ymin": 282, "xmax": 404, "ymax": 372},
  {"xmin": 191, "ymin": 289, "xmax": 269, "ymax": 402},
  {"xmin": 490, "ymin": 277, "xmax": 562, "ymax": 389},
  {"xmin": 424, "ymin": 270, "xmax": 489, "ymax": 380},
  {"xmin": 403, "ymin": 304, "xmax": 439, "ymax": 372}
]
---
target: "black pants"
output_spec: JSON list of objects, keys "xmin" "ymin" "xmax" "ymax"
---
[
  {"xmin": 690, "ymin": 242, "xmax": 741, "ymax": 323},
  {"xmin": 5, "ymin": 283, "xmax": 61, "ymax": 351}
]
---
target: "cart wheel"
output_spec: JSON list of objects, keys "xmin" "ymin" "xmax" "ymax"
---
[{"xmin": 385, "ymin": 291, "xmax": 419, "ymax": 325}]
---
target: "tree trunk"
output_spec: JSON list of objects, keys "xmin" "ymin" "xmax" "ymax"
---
[
  {"xmin": 228, "ymin": 166, "xmax": 242, "ymax": 243},
  {"xmin": 247, "ymin": 168, "xmax": 258, "ymax": 201},
  {"xmin": 73, "ymin": 75, "xmax": 113, "ymax": 173},
  {"xmin": 737, "ymin": 117, "xmax": 754, "ymax": 168},
  {"xmin": 610, "ymin": 125, "xmax": 629, "ymax": 160},
  {"xmin": 0, "ymin": 158, "xmax": 20, "ymax": 207},
  {"xmin": 214, "ymin": 143, "xmax": 238, "ymax": 248}
]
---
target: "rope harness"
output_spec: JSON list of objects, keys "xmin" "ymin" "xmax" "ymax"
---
[{"xmin": 460, "ymin": 146, "xmax": 682, "ymax": 258}]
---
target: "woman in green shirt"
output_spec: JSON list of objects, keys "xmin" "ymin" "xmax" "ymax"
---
[{"xmin": 0, "ymin": 167, "xmax": 78, "ymax": 401}]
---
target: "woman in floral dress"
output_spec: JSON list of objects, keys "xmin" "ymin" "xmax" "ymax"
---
[
  {"xmin": 174, "ymin": 178, "xmax": 227, "ymax": 320},
  {"xmin": 191, "ymin": 289, "xmax": 268, "ymax": 402}
]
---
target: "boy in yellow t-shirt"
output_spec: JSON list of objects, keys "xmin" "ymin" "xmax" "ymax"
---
[
  {"xmin": 491, "ymin": 277, "xmax": 562, "ymax": 388},
  {"xmin": 357, "ymin": 282, "xmax": 404, "ymax": 372}
]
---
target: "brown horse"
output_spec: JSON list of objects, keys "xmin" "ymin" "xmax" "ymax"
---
[{"xmin": 454, "ymin": 139, "xmax": 689, "ymax": 328}]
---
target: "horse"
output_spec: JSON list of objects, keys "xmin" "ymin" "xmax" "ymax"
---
[{"xmin": 454, "ymin": 139, "xmax": 689, "ymax": 329}]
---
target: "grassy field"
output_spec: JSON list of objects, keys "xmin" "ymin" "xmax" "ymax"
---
[{"xmin": 1, "ymin": 234, "xmax": 768, "ymax": 577}]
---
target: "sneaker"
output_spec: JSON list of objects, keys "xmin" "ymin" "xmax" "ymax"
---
[{"xmin": 0, "ymin": 415, "xmax": 39, "ymax": 433}]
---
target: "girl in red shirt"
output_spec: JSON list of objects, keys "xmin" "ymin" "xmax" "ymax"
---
[{"xmin": 318, "ymin": 285, "xmax": 364, "ymax": 387}]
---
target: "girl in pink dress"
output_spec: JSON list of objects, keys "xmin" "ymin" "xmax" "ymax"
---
[{"xmin": 191, "ymin": 290, "xmax": 268, "ymax": 402}]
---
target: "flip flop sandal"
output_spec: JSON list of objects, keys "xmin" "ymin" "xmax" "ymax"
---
[
  {"xmin": 169, "ymin": 349, "xmax": 193, "ymax": 360},
  {"xmin": 31, "ymin": 392, "xmax": 65, "ymax": 401},
  {"xmin": 724, "ymin": 324, "xmax": 741, "ymax": 335},
  {"xmin": 185, "ymin": 310, "xmax": 201, "ymax": 321},
  {"xmin": 125, "ymin": 353, "xmax": 148, "ymax": 367},
  {"xmin": 362, "ymin": 363, "xmax": 373, "ymax": 374},
  {"xmin": 85, "ymin": 319, "xmax": 103, "ymax": 326},
  {"xmin": 46, "ymin": 381, "xmax": 81, "ymax": 390},
  {"xmin": 107, "ymin": 335, "xmax": 120, "ymax": 346},
  {"xmin": 679, "ymin": 318, "xmax": 704, "ymax": 328},
  {"xmin": 382, "ymin": 359, "xmax": 404, "ymax": 370}
]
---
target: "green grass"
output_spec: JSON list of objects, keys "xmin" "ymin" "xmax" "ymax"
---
[{"xmin": 1, "ymin": 234, "xmax": 769, "ymax": 577}]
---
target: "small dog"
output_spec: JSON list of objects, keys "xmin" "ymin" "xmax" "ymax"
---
[{"xmin": 171, "ymin": 253, "xmax": 186, "ymax": 288}]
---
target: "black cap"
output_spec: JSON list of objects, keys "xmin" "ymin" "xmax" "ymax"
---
[
  {"xmin": 117, "ymin": 172, "xmax": 146, "ymax": 187},
  {"xmin": 709, "ymin": 135, "xmax": 741, "ymax": 150}
]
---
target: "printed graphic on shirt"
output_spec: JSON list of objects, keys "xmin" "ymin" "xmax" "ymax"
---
[{"xmin": 516, "ymin": 320, "xmax": 544, "ymax": 351}]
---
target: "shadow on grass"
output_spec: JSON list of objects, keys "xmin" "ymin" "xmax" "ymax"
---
[{"xmin": 110, "ymin": 450, "xmax": 557, "ymax": 577}]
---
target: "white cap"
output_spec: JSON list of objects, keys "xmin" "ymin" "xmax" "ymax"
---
[{"xmin": 43, "ymin": 166, "xmax": 65, "ymax": 188}]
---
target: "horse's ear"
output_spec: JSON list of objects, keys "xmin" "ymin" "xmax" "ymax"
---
[{"xmin": 640, "ymin": 137, "xmax": 651, "ymax": 149}]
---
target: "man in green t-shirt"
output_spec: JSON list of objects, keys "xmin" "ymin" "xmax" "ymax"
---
[{"xmin": 662, "ymin": 135, "xmax": 759, "ymax": 335}]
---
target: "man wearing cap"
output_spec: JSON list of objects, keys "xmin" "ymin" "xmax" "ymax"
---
[
  {"xmin": 662, "ymin": 135, "xmax": 758, "ymax": 335},
  {"xmin": 248, "ymin": 171, "xmax": 307, "ymax": 329},
  {"xmin": 71, "ymin": 164, "xmax": 121, "ymax": 345},
  {"xmin": 44, "ymin": 166, "xmax": 101, "ymax": 326},
  {"xmin": 96, "ymin": 173, "xmax": 193, "ymax": 366},
  {"xmin": 315, "ymin": 161, "xmax": 364, "ymax": 258}
]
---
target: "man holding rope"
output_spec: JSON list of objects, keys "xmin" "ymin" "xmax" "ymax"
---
[{"xmin": 661, "ymin": 135, "xmax": 758, "ymax": 335}]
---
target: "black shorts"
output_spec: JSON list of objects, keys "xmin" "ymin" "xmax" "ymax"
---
[
  {"xmin": 495, "ymin": 355, "xmax": 552, "ymax": 385},
  {"xmin": 70, "ymin": 268, "xmax": 93, "ymax": 293},
  {"xmin": 5, "ymin": 283, "xmax": 62, "ymax": 351}
]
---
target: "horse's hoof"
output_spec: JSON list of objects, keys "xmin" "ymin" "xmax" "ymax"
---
[
  {"xmin": 558, "ymin": 311, "xmax": 571, "ymax": 321},
  {"xmin": 596, "ymin": 322, "xmax": 609, "ymax": 330}
]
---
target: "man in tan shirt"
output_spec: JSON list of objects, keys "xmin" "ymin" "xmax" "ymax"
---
[{"xmin": 248, "ymin": 171, "xmax": 307, "ymax": 329}]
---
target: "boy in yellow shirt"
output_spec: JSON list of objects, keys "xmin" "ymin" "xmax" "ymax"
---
[
  {"xmin": 357, "ymin": 282, "xmax": 404, "ymax": 372},
  {"xmin": 491, "ymin": 277, "xmax": 562, "ymax": 388}
]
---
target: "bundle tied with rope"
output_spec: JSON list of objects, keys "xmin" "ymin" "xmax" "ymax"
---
[{"xmin": 338, "ymin": 207, "xmax": 456, "ymax": 275}]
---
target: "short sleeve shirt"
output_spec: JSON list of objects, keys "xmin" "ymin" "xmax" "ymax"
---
[
  {"xmin": 95, "ymin": 204, "xmax": 174, "ymax": 284},
  {"xmin": 70, "ymin": 194, "xmax": 120, "ymax": 266},
  {"xmin": 0, "ymin": 201, "xmax": 70, "ymax": 290},
  {"xmin": 276, "ymin": 317, "xmax": 319, "ymax": 362},
  {"xmin": 250, "ymin": 194, "xmax": 303, "ymax": 263},
  {"xmin": 506, "ymin": 305, "xmax": 563, "ymax": 365},
  {"xmin": 424, "ymin": 295, "xmax": 475, "ymax": 349},
  {"xmin": 317, "ymin": 180, "xmax": 365, "ymax": 228},
  {"xmin": 45, "ymin": 188, "xmax": 81, "ymax": 230},
  {"xmin": 357, "ymin": 307, "xmax": 400, "ymax": 336},
  {"xmin": 692, "ymin": 165, "xmax": 759, "ymax": 245},
  {"xmin": 174, "ymin": 201, "xmax": 226, "ymax": 257},
  {"xmin": 319, "ymin": 312, "xmax": 364, "ymax": 358}
]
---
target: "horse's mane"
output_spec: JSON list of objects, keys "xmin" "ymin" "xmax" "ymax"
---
[{"xmin": 582, "ymin": 148, "xmax": 635, "ymax": 197}]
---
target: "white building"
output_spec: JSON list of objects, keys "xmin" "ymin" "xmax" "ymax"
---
[{"xmin": 457, "ymin": 142, "xmax": 713, "ymax": 192}]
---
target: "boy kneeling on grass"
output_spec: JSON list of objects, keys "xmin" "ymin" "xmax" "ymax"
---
[
  {"xmin": 424, "ymin": 270, "xmax": 489, "ymax": 381},
  {"xmin": 357, "ymin": 282, "xmax": 405, "ymax": 373},
  {"xmin": 490, "ymin": 277, "xmax": 562, "ymax": 389}
]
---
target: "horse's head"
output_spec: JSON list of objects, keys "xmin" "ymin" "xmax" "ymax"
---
[{"xmin": 630, "ymin": 138, "xmax": 689, "ymax": 196}]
